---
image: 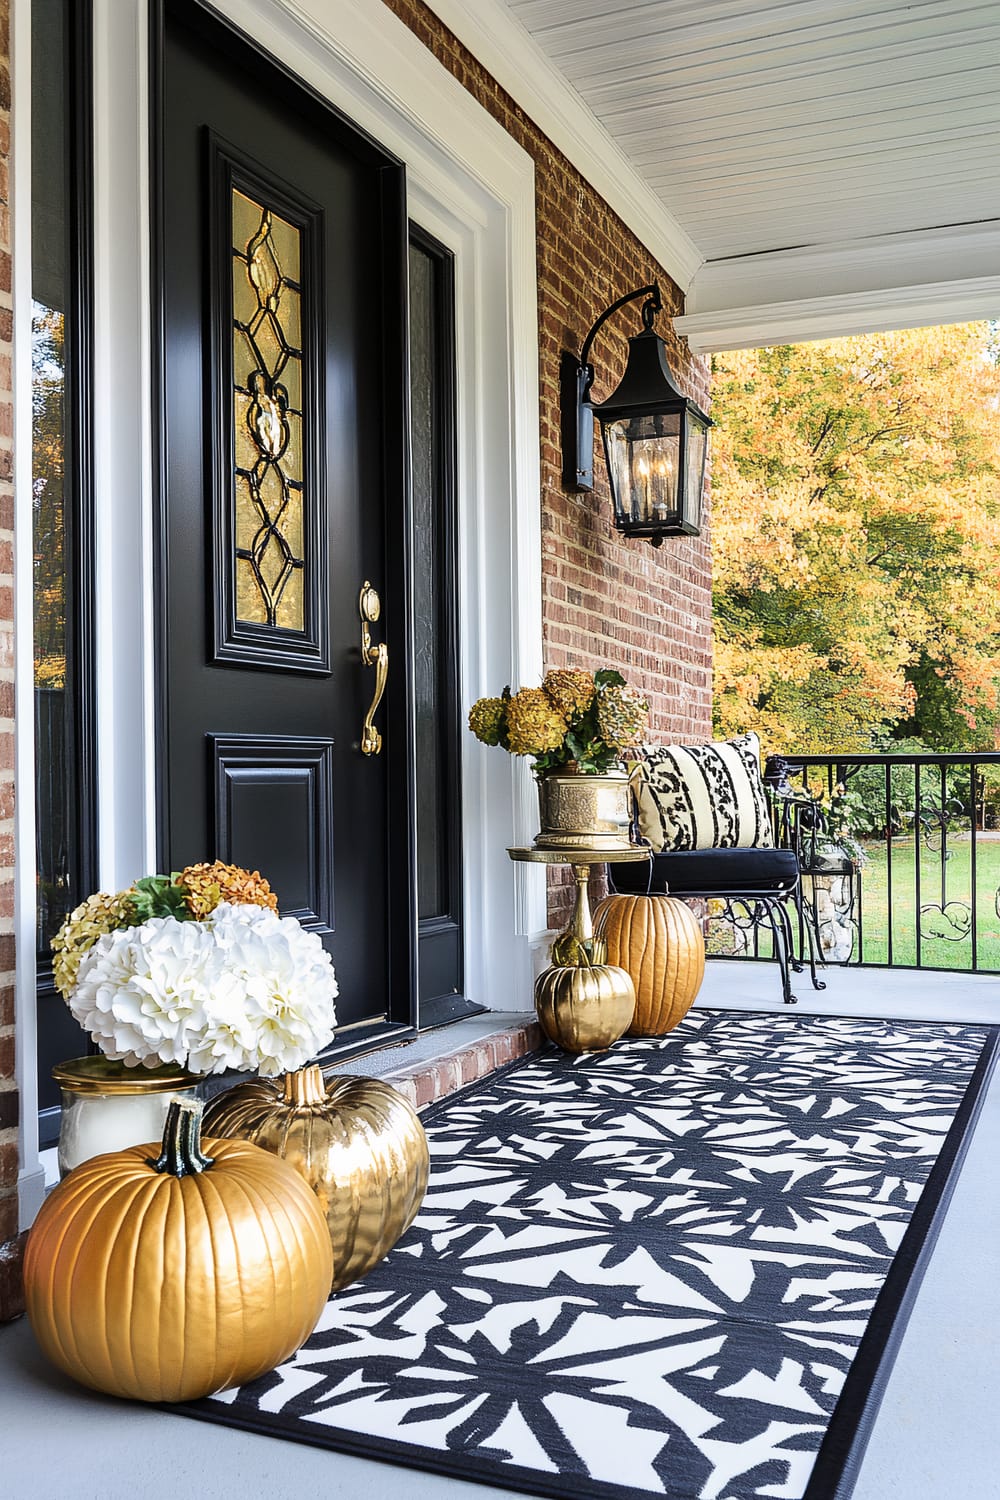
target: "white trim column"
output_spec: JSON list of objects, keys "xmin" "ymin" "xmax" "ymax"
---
[{"xmin": 92, "ymin": 0, "xmax": 158, "ymax": 893}]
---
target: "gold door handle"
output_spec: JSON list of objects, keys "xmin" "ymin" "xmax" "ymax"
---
[{"xmin": 359, "ymin": 581, "xmax": 388, "ymax": 756}]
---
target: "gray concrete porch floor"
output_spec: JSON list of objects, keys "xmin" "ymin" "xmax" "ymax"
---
[{"xmin": 3, "ymin": 958, "xmax": 1000, "ymax": 1500}]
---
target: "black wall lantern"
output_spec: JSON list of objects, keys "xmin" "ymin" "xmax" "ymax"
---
[{"xmin": 561, "ymin": 283, "xmax": 713, "ymax": 545}]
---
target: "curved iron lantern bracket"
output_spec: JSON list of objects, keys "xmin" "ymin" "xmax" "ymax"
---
[
  {"xmin": 561, "ymin": 283, "xmax": 662, "ymax": 492},
  {"xmin": 561, "ymin": 281, "xmax": 712, "ymax": 544}
]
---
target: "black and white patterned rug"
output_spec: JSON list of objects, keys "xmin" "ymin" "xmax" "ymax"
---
[{"xmin": 179, "ymin": 1011, "xmax": 998, "ymax": 1500}]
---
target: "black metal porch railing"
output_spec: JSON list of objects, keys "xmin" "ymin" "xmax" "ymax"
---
[{"xmin": 718, "ymin": 752, "xmax": 1000, "ymax": 975}]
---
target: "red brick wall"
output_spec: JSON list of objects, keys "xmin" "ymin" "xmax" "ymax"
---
[
  {"xmin": 381, "ymin": 1, "xmax": 714, "ymax": 921},
  {"xmin": 0, "ymin": 0, "xmax": 18, "ymax": 1317}
]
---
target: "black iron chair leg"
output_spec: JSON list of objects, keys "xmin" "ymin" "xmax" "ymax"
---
[
  {"xmin": 761, "ymin": 896, "xmax": 797, "ymax": 1005},
  {"xmin": 793, "ymin": 880, "xmax": 827, "ymax": 991},
  {"xmin": 775, "ymin": 895, "xmax": 804, "ymax": 975}
]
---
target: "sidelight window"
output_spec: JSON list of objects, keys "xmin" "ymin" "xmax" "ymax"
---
[
  {"xmin": 32, "ymin": 0, "xmax": 95, "ymax": 1138},
  {"xmin": 409, "ymin": 227, "xmax": 467, "ymax": 1020}
]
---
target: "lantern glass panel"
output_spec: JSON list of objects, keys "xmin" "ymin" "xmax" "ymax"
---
[
  {"xmin": 684, "ymin": 414, "xmax": 708, "ymax": 531},
  {"xmin": 604, "ymin": 412, "xmax": 681, "ymax": 526}
]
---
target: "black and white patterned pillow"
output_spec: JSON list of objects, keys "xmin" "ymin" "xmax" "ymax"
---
[{"xmin": 634, "ymin": 731, "xmax": 774, "ymax": 851}]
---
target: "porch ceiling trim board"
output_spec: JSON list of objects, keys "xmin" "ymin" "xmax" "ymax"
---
[
  {"xmin": 687, "ymin": 220, "xmax": 1000, "ymax": 313},
  {"xmin": 418, "ymin": 0, "xmax": 704, "ymax": 291},
  {"xmin": 676, "ymin": 274, "xmax": 1000, "ymax": 354}
]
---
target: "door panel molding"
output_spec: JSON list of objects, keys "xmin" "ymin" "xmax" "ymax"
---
[{"xmin": 211, "ymin": 733, "xmax": 334, "ymax": 932}]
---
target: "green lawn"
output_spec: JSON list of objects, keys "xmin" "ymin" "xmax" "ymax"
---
[
  {"xmin": 705, "ymin": 834, "xmax": 1000, "ymax": 972},
  {"xmin": 854, "ymin": 835, "xmax": 1000, "ymax": 970}
]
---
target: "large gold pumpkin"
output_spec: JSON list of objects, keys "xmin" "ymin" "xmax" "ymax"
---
[
  {"xmin": 534, "ymin": 962, "xmax": 635, "ymax": 1053},
  {"xmin": 203, "ymin": 1066, "xmax": 429, "ymax": 1292},
  {"xmin": 23, "ymin": 1099, "xmax": 332, "ymax": 1403},
  {"xmin": 594, "ymin": 892, "xmax": 705, "ymax": 1035}
]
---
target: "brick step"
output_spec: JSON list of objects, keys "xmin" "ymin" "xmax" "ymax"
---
[{"xmin": 328, "ymin": 1014, "xmax": 543, "ymax": 1110}]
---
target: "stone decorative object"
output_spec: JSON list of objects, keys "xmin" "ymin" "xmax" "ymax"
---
[{"xmin": 812, "ymin": 871, "xmax": 856, "ymax": 962}]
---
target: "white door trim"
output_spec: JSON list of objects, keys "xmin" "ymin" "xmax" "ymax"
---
[{"xmin": 16, "ymin": 0, "xmax": 545, "ymax": 1222}]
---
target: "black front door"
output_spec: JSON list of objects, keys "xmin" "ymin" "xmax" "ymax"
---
[{"xmin": 155, "ymin": 0, "xmax": 415, "ymax": 1041}]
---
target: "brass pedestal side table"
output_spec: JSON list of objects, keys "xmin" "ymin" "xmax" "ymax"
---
[
  {"xmin": 507, "ymin": 845, "xmax": 651, "ymax": 964},
  {"xmin": 507, "ymin": 845, "xmax": 651, "ymax": 1052}
]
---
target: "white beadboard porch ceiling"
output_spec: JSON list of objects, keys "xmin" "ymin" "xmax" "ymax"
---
[{"xmin": 423, "ymin": 0, "xmax": 1000, "ymax": 349}]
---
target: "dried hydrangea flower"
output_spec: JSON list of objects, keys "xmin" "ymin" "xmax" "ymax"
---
[
  {"xmin": 596, "ymin": 684, "xmax": 649, "ymax": 752},
  {"xmin": 468, "ymin": 696, "xmax": 506, "ymax": 747},
  {"xmin": 51, "ymin": 890, "xmax": 135, "ymax": 1000},
  {"xmin": 504, "ymin": 687, "xmax": 568, "ymax": 757},
  {"xmin": 177, "ymin": 861, "xmax": 279, "ymax": 919},
  {"xmin": 542, "ymin": 669, "xmax": 595, "ymax": 722}
]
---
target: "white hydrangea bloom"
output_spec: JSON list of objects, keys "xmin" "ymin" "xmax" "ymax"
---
[
  {"xmin": 204, "ymin": 904, "xmax": 339, "ymax": 1075},
  {"xmin": 69, "ymin": 903, "xmax": 338, "ymax": 1075}
]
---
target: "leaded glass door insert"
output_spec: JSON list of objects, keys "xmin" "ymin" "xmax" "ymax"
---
[
  {"xmin": 210, "ymin": 145, "xmax": 327, "ymax": 673},
  {"xmin": 233, "ymin": 193, "xmax": 305, "ymax": 631}
]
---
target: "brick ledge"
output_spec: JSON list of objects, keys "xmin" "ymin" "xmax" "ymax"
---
[{"xmin": 380, "ymin": 1020, "xmax": 544, "ymax": 1110}]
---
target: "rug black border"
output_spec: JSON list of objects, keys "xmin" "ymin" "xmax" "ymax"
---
[
  {"xmin": 174, "ymin": 1013, "xmax": 1000, "ymax": 1500},
  {"xmin": 801, "ymin": 1019, "xmax": 999, "ymax": 1500}
]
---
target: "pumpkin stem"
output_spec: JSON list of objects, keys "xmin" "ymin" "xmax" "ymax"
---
[
  {"xmin": 150, "ymin": 1098, "xmax": 215, "ymax": 1178},
  {"xmin": 282, "ymin": 1065, "xmax": 327, "ymax": 1107}
]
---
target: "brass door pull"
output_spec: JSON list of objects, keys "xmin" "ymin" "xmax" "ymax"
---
[{"xmin": 359, "ymin": 581, "xmax": 388, "ymax": 756}]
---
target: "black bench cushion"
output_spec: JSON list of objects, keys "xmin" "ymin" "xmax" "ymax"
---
[{"xmin": 611, "ymin": 846, "xmax": 799, "ymax": 897}]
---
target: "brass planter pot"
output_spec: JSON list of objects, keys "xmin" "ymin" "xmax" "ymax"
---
[
  {"xmin": 535, "ymin": 769, "xmax": 634, "ymax": 852},
  {"xmin": 535, "ymin": 963, "xmax": 636, "ymax": 1054},
  {"xmin": 203, "ymin": 1065, "xmax": 429, "ymax": 1292}
]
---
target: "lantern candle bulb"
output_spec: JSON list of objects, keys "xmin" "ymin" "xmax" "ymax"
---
[
  {"xmin": 636, "ymin": 455, "xmax": 651, "ymax": 520},
  {"xmin": 652, "ymin": 455, "xmax": 673, "ymax": 522}
]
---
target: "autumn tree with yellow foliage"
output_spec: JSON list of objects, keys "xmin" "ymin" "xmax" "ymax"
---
[{"xmin": 711, "ymin": 323, "xmax": 1000, "ymax": 753}]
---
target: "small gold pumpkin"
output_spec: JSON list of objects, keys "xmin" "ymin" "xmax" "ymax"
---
[
  {"xmin": 594, "ymin": 892, "xmax": 705, "ymax": 1035},
  {"xmin": 534, "ymin": 962, "xmax": 635, "ymax": 1053},
  {"xmin": 203, "ymin": 1066, "xmax": 429, "ymax": 1292},
  {"xmin": 23, "ymin": 1099, "xmax": 332, "ymax": 1403}
]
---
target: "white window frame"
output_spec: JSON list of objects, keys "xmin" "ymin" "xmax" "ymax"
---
[{"xmin": 14, "ymin": 0, "xmax": 546, "ymax": 1225}]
